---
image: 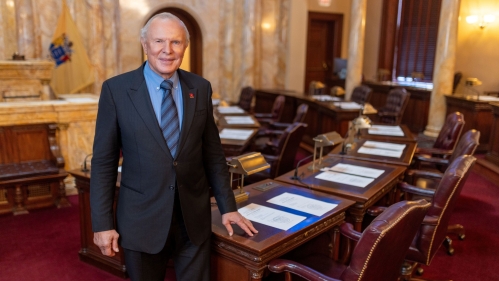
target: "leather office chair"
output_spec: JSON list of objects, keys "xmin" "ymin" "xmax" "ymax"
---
[
  {"xmin": 350, "ymin": 85, "xmax": 372, "ymax": 105},
  {"xmin": 414, "ymin": 112, "xmax": 465, "ymax": 158},
  {"xmin": 237, "ymin": 86, "xmax": 255, "ymax": 112},
  {"xmin": 268, "ymin": 199, "xmax": 431, "ymax": 281},
  {"xmin": 246, "ymin": 122, "xmax": 307, "ymax": 183},
  {"xmin": 396, "ymin": 155, "xmax": 476, "ymax": 280},
  {"xmin": 254, "ymin": 95, "xmax": 286, "ymax": 126},
  {"xmin": 405, "ymin": 130, "xmax": 479, "ymax": 255},
  {"xmin": 376, "ymin": 88, "xmax": 410, "ymax": 125},
  {"xmin": 257, "ymin": 103, "xmax": 309, "ymax": 139}
]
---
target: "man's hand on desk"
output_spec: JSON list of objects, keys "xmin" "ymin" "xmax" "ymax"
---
[
  {"xmin": 94, "ymin": 229, "xmax": 120, "ymax": 256},
  {"xmin": 222, "ymin": 211, "xmax": 258, "ymax": 237}
]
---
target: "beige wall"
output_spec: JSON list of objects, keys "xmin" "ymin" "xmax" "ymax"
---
[
  {"xmin": 455, "ymin": 0, "xmax": 499, "ymax": 95},
  {"xmin": 363, "ymin": 0, "xmax": 383, "ymax": 82}
]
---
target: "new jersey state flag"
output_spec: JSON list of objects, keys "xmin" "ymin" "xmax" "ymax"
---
[{"xmin": 49, "ymin": 2, "xmax": 94, "ymax": 94}]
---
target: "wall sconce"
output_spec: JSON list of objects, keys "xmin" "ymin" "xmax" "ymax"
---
[
  {"xmin": 227, "ymin": 152, "xmax": 270, "ymax": 203},
  {"xmin": 466, "ymin": 14, "xmax": 495, "ymax": 29}
]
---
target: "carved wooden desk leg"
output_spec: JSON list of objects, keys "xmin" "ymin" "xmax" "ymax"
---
[
  {"xmin": 56, "ymin": 178, "xmax": 71, "ymax": 208},
  {"xmin": 13, "ymin": 184, "xmax": 28, "ymax": 215}
]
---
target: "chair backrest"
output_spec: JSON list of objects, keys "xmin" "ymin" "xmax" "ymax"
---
[
  {"xmin": 270, "ymin": 122, "xmax": 307, "ymax": 178},
  {"xmin": 270, "ymin": 95, "xmax": 286, "ymax": 121},
  {"xmin": 379, "ymin": 88, "xmax": 411, "ymax": 124},
  {"xmin": 406, "ymin": 155, "xmax": 476, "ymax": 265},
  {"xmin": 237, "ymin": 86, "xmax": 255, "ymax": 112},
  {"xmin": 433, "ymin": 112, "xmax": 465, "ymax": 151},
  {"xmin": 341, "ymin": 200, "xmax": 431, "ymax": 281},
  {"xmin": 448, "ymin": 129, "xmax": 480, "ymax": 164},
  {"xmin": 351, "ymin": 85, "xmax": 372, "ymax": 105},
  {"xmin": 292, "ymin": 104, "xmax": 309, "ymax": 123}
]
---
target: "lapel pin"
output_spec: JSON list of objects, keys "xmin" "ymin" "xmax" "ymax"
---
[{"xmin": 189, "ymin": 93, "xmax": 194, "ymax": 98}]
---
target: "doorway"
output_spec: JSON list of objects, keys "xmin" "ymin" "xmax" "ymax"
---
[{"xmin": 304, "ymin": 12, "xmax": 343, "ymax": 93}]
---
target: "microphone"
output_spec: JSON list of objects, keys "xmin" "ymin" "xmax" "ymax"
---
[
  {"xmin": 291, "ymin": 154, "xmax": 315, "ymax": 180},
  {"xmin": 81, "ymin": 153, "xmax": 93, "ymax": 172}
]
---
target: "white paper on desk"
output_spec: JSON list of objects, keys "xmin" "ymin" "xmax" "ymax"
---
[
  {"xmin": 363, "ymin": 141, "xmax": 406, "ymax": 151},
  {"xmin": 238, "ymin": 203, "xmax": 306, "ymax": 230},
  {"xmin": 212, "ymin": 99, "xmax": 220, "ymax": 106},
  {"xmin": 357, "ymin": 147, "xmax": 403, "ymax": 158},
  {"xmin": 312, "ymin": 95, "xmax": 341, "ymax": 102},
  {"xmin": 333, "ymin": 102, "xmax": 362, "ymax": 109},
  {"xmin": 267, "ymin": 192, "xmax": 337, "ymax": 216},
  {"xmin": 315, "ymin": 171, "xmax": 374, "ymax": 188},
  {"xmin": 217, "ymin": 106, "xmax": 244, "ymax": 114},
  {"xmin": 368, "ymin": 125, "xmax": 404, "ymax": 136},
  {"xmin": 323, "ymin": 163, "xmax": 384, "ymax": 179},
  {"xmin": 224, "ymin": 116, "xmax": 255, "ymax": 124},
  {"xmin": 219, "ymin": 129, "xmax": 253, "ymax": 140}
]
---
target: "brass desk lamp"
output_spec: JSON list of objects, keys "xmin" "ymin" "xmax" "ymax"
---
[
  {"xmin": 310, "ymin": 131, "xmax": 344, "ymax": 171},
  {"xmin": 227, "ymin": 152, "xmax": 270, "ymax": 203}
]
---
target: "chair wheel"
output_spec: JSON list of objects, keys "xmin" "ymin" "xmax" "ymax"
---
[
  {"xmin": 447, "ymin": 248, "xmax": 454, "ymax": 256},
  {"xmin": 416, "ymin": 268, "xmax": 424, "ymax": 276},
  {"xmin": 458, "ymin": 234, "xmax": 465, "ymax": 240}
]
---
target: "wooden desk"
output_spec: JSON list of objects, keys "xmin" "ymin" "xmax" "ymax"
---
[
  {"xmin": 219, "ymin": 128, "xmax": 258, "ymax": 157},
  {"xmin": 217, "ymin": 114, "xmax": 261, "ymax": 128},
  {"xmin": 210, "ymin": 179, "xmax": 355, "ymax": 281},
  {"xmin": 358, "ymin": 124, "xmax": 417, "ymax": 142},
  {"xmin": 445, "ymin": 95, "xmax": 494, "ymax": 152},
  {"xmin": 69, "ymin": 169, "xmax": 127, "ymax": 279},
  {"xmin": 486, "ymin": 103, "xmax": 499, "ymax": 166},
  {"xmin": 274, "ymin": 156, "xmax": 406, "ymax": 231},
  {"xmin": 254, "ymin": 89, "xmax": 363, "ymax": 147},
  {"xmin": 331, "ymin": 139, "xmax": 417, "ymax": 167}
]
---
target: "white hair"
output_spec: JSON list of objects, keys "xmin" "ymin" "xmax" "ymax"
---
[{"xmin": 140, "ymin": 12, "xmax": 190, "ymax": 45}]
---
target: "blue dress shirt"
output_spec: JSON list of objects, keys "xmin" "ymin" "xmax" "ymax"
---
[{"xmin": 143, "ymin": 62, "xmax": 184, "ymax": 131}]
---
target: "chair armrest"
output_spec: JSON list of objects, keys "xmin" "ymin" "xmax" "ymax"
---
[
  {"xmin": 406, "ymin": 169, "xmax": 444, "ymax": 180},
  {"xmin": 366, "ymin": 206, "xmax": 387, "ymax": 217},
  {"xmin": 339, "ymin": 222, "xmax": 362, "ymax": 242},
  {"xmin": 253, "ymin": 113, "xmax": 272, "ymax": 118},
  {"xmin": 270, "ymin": 122, "xmax": 291, "ymax": 129},
  {"xmin": 268, "ymin": 259, "xmax": 341, "ymax": 281},
  {"xmin": 262, "ymin": 154, "xmax": 279, "ymax": 164},
  {"xmin": 398, "ymin": 182, "xmax": 436, "ymax": 197},
  {"xmin": 415, "ymin": 147, "xmax": 453, "ymax": 156},
  {"xmin": 414, "ymin": 154, "xmax": 449, "ymax": 165},
  {"xmin": 422, "ymin": 215, "xmax": 439, "ymax": 226}
]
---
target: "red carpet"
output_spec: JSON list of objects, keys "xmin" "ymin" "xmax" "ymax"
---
[{"xmin": 0, "ymin": 168, "xmax": 497, "ymax": 280}]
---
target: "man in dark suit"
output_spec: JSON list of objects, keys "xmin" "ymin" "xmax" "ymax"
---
[{"xmin": 90, "ymin": 12, "xmax": 257, "ymax": 281}]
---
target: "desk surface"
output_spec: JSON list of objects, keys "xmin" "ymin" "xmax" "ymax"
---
[
  {"xmin": 331, "ymin": 138, "xmax": 417, "ymax": 166},
  {"xmin": 358, "ymin": 124, "xmax": 417, "ymax": 142},
  {"xmin": 217, "ymin": 114, "xmax": 261, "ymax": 128},
  {"xmin": 210, "ymin": 179, "xmax": 354, "ymax": 280},
  {"xmin": 274, "ymin": 156, "xmax": 406, "ymax": 204}
]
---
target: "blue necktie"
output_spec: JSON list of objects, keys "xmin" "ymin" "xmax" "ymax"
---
[{"xmin": 160, "ymin": 80, "xmax": 180, "ymax": 157}]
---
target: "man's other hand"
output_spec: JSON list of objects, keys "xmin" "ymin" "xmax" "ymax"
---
[
  {"xmin": 94, "ymin": 229, "xmax": 120, "ymax": 256},
  {"xmin": 221, "ymin": 211, "xmax": 258, "ymax": 237}
]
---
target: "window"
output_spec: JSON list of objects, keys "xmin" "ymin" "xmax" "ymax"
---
[{"xmin": 378, "ymin": 0, "xmax": 442, "ymax": 82}]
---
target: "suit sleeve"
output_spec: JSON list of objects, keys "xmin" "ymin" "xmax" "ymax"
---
[
  {"xmin": 201, "ymin": 83, "xmax": 237, "ymax": 215},
  {"xmin": 90, "ymin": 81, "xmax": 121, "ymax": 232}
]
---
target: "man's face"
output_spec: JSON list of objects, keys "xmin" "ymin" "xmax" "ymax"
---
[{"xmin": 141, "ymin": 18, "xmax": 188, "ymax": 80}]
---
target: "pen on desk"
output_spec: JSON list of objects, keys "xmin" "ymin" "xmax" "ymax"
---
[{"xmin": 361, "ymin": 145, "xmax": 403, "ymax": 152}]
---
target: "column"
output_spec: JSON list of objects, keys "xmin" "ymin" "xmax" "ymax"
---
[
  {"xmin": 14, "ymin": 0, "xmax": 35, "ymax": 58},
  {"xmin": 344, "ymin": 0, "xmax": 367, "ymax": 101},
  {"xmin": 424, "ymin": 0, "xmax": 461, "ymax": 137}
]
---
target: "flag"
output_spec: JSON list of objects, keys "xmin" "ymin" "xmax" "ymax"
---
[{"xmin": 49, "ymin": 1, "xmax": 94, "ymax": 94}]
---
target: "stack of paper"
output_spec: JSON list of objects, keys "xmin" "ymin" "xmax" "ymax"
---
[
  {"xmin": 368, "ymin": 125, "xmax": 404, "ymax": 136},
  {"xmin": 217, "ymin": 106, "xmax": 245, "ymax": 114},
  {"xmin": 315, "ymin": 163, "xmax": 385, "ymax": 188},
  {"xmin": 267, "ymin": 192, "xmax": 337, "ymax": 216},
  {"xmin": 219, "ymin": 129, "xmax": 254, "ymax": 140},
  {"xmin": 357, "ymin": 141, "xmax": 406, "ymax": 158},
  {"xmin": 224, "ymin": 116, "xmax": 255, "ymax": 124},
  {"xmin": 333, "ymin": 102, "xmax": 362, "ymax": 110}
]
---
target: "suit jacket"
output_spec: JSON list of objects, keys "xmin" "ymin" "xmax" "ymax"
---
[{"xmin": 90, "ymin": 64, "xmax": 237, "ymax": 254}]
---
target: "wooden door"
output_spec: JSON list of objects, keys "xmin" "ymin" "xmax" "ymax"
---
[{"xmin": 305, "ymin": 12, "xmax": 343, "ymax": 93}]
